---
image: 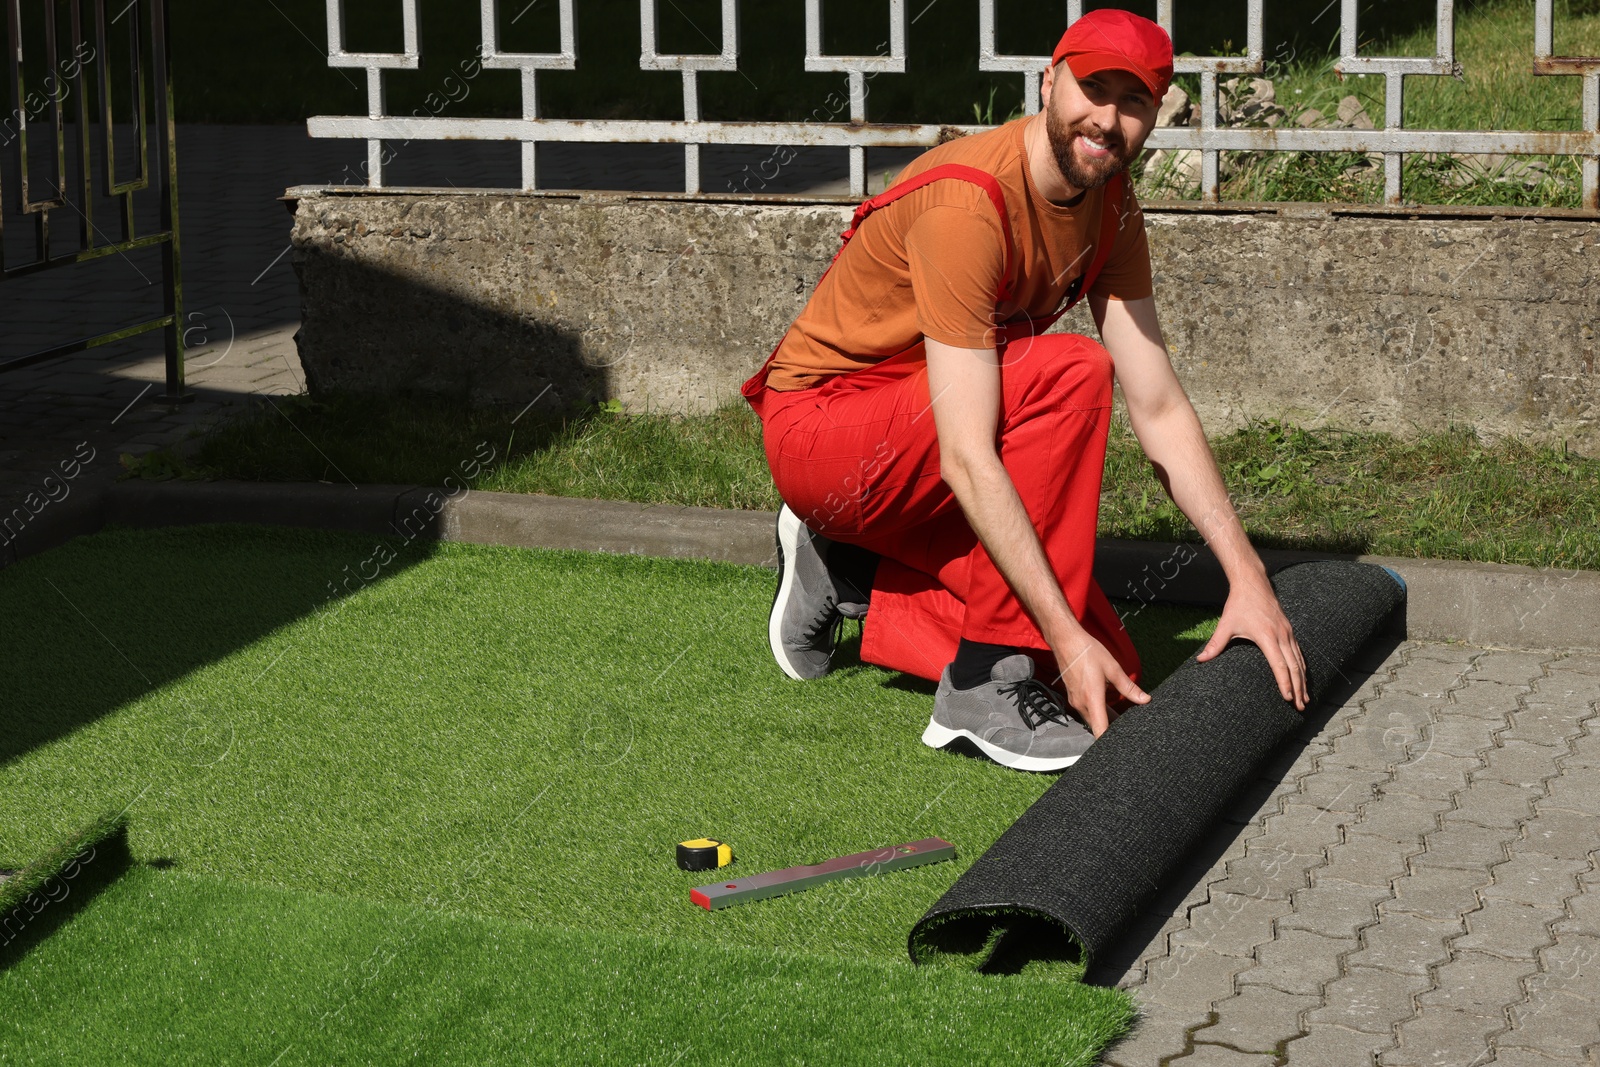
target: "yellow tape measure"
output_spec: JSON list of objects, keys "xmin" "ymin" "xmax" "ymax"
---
[{"xmin": 676, "ymin": 838, "xmax": 732, "ymax": 872}]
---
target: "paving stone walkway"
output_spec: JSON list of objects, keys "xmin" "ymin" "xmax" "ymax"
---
[{"xmin": 1100, "ymin": 639, "xmax": 1600, "ymax": 1067}]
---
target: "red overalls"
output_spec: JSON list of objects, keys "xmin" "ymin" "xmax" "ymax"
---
[{"xmin": 741, "ymin": 164, "xmax": 1142, "ymax": 690}]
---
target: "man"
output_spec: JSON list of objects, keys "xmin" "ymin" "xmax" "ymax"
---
[{"xmin": 741, "ymin": 9, "xmax": 1308, "ymax": 772}]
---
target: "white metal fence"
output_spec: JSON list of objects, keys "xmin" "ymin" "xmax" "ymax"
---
[{"xmin": 307, "ymin": 0, "xmax": 1600, "ymax": 209}]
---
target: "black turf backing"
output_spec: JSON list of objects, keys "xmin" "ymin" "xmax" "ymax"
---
[{"xmin": 908, "ymin": 560, "xmax": 1405, "ymax": 969}]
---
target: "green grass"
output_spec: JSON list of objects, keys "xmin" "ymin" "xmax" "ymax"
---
[
  {"xmin": 149, "ymin": 394, "xmax": 1600, "ymax": 572},
  {"xmin": 1192, "ymin": 0, "xmax": 1600, "ymax": 207},
  {"xmin": 0, "ymin": 525, "xmax": 1221, "ymax": 1063},
  {"xmin": 0, "ymin": 866, "xmax": 1134, "ymax": 1065}
]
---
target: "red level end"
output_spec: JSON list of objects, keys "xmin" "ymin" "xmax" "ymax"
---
[{"xmin": 690, "ymin": 888, "xmax": 712, "ymax": 910}]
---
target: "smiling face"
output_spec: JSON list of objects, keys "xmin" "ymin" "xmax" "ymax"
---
[{"xmin": 1040, "ymin": 63, "xmax": 1160, "ymax": 195}]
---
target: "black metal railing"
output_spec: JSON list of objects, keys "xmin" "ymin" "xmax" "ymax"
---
[{"xmin": 1, "ymin": 0, "xmax": 185, "ymax": 402}]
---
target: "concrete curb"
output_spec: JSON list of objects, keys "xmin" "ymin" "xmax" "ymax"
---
[{"xmin": 5, "ymin": 479, "xmax": 1596, "ymax": 653}]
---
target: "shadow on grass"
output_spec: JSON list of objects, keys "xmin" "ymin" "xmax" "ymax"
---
[
  {"xmin": 0, "ymin": 526, "xmax": 440, "ymax": 770},
  {"xmin": 1, "ymin": 817, "xmax": 134, "ymax": 974}
]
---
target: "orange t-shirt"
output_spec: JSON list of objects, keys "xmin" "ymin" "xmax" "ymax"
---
[{"xmin": 764, "ymin": 117, "xmax": 1154, "ymax": 392}]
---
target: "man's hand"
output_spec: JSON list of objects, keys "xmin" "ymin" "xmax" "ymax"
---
[
  {"xmin": 1196, "ymin": 575, "xmax": 1309, "ymax": 710},
  {"xmin": 1053, "ymin": 632, "xmax": 1149, "ymax": 738}
]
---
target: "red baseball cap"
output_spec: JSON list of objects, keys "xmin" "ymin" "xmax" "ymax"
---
[{"xmin": 1051, "ymin": 8, "xmax": 1174, "ymax": 102}]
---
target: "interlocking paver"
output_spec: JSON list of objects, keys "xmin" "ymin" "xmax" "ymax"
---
[
  {"xmin": 1538, "ymin": 767, "xmax": 1600, "ymax": 816},
  {"xmin": 1279, "ymin": 879, "xmax": 1391, "ymax": 939},
  {"xmin": 1099, "ymin": 1003, "xmax": 1215, "ymax": 1067},
  {"xmin": 1384, "ymin": 753, "xmax": 1480, "ymax": 800},
  {"xmin": 1346, "ymin": 911, "xmax": 1461, "ymax": 976},
  {"xmin": 1514, "ymin": 808, "xmax": 1600, "ymax": 862},
  {"xmin": 1414, "ymin": 717, "xmax": 1498, "ymax": 759},
  {"xmin": 1499, "ymin": 989, "xmax": 1600, "ymax": 1059},
  {"xmin": 1169, "ymin": 1043, "xmax": 1278, "ymax": 1066},
  {"xmin": 1487, "ymin": 1048, "xmax": 1589, "ymax": 1067},
  {"xmin": 1440, "ymin": 779, "xmax": 1537, "ymax": 830},
  {"xmin": 1467, "ymin": 649, "xmax": 1555, "ymax": 686},
  {"xmin": 1256, "ymin": 802, "xmax": 1350, "ymax": 855},
  {"xmin": 1280, "ymin": 1024, "xmax": 1391, "ymax": 1067},
  {"xmin": 1170, "ymin": 892, "xmax": 1292, "ymax": 959},
  {"xmin": 1306, "ymin": 966, "xmax": 1430, "ymax": 1034},
  {"xmin": 1387, "ymin": 866, "xmax": 1489, "ymax": 921},
  {"xmin": 1478, "ymin": 740, "xmax": 1566, "ymax": 788},
  {"xmin": 1445, "ymin": 679, "xmax": 1527, "ymax": 721},
  {"xmin": 1190, "ymin": 986, "xmax": 1318, "ymax": 1053},
  {"xmin": 1139, "ymin": 944, "xmax": 1249, "ymax": 1014},
  {"xmin": 1386, "ymin": 657, "xmax": 1477, "ymax": 698},
  {"xmin": 1410, "ymin": 823, "xmax": 1512, "ymax": 871},
  {"xmin": 1320, "ymin": 834, "xmax": 1417, "ymax": 888},
  {"xmin": 1385, "ymin": 1006, "xmax": 1500, "ymax": 1067},
  {"xmin": 1560, "ymin": 727, "xmax": 1600, "ymax": 770},
  {"xmin": 1346, "ymin": 793, "xmax": 1450, "ymax": 843},
  {"xmin": 1415, "ymin": 949, "xmax": 1539, "ymax": 1015},
  {"xmin": 1211, "ymin": 846, "xmax": 1310, "ymax": 902},
  {"xmin": 1455, "ymin": 900, "xmax": 1562, "ymax": 960},
  {"xmin": 1500, "ymin": 700, "xmax": 1592, "ymax": 749},
  {"xmin": 1552, "ymin": 882, "xmax": 1600, "ymax": 937},
  {"xmin": 1530, "ymin": 933, "xmax": 1600, "ymax": 1002},
  {"xmin": 1235, "ymin": 928, "xmax": 1352, "ymax": 996},
  {"xmin": 1481, "ymin": 852, "xmax": 1591, "ymax": 909}
]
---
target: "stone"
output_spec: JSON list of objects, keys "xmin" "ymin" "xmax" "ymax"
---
[
  {"xmin": 1348, "ymin": 793, "xmax": 1450, "ymax": 844},
  {"xmin": 1337, "ymin": 95, "xmax": 1375, "ymax": 131},
  {"xmin": 1100, "ymin": 1002, "xmax": 1214, "ymax": 1067},
  {"xmin": 1193, "ymin": 986, "xmax": 1318, "ymax": 1053},
  {"xmin": 1455, "ymin": 899, "xmax": 1562, "ymax": 960},
  {"xmin": 1499, "ymin": 700, "xmax": 1589, "ymax": 749},
  {"xmin": 1385, "ymin": 1006, "xmax": 1499, "ymax": 1067},
  {"xmin": 1478, "ymin": 741, "xmax": 1563, "ymax": 789},
  {"xmin": 1481, "ymin": 852, "xmax": 1589, "ymax": 908},
  {"xmin": 1385, "ymin": 754, "xmax": 1479, "ymax": 801},
  {"xmin": 1166, "ymin": 1043, "xmax": 1278, "ymax": 1066},
  {"xmin": 1282, "ymin": 1024, "xmax": 1391, "ymax": 1067},
  {"xmin": 1157, "ymin": 83, "xmax": 1192, "ymax": 127},
  {"xmin": 1139, "ymin": 941, "xmax": 1253, "ymax": 1014},
  {"xmin": 1320, "ymin": 834, "xmax": 1416, "ymax": 889},
  {"xmin": 1169, "ymin": 891, "xmax": 1291, "ymax": 959},
  {"xmin": 1295, "ymin": 107, "xmax": 1325, "ymax": 128},
  {"xmin": 1513, "ymin": 807, "xmax": 1599, "ymax": 862},
  {"xmin": 1306, "ymin": 966, "xmax": 1430, "ymax": 1034},
  {"xmin": 1410, "ymin": 822, "xmax": 1513, "ymax": 871},
  {"xmin": 1468, "ymin": 649, "xmax": 1556, "ymax": 686},
  {"xmin": 1235, "ymin": 928, "xmax": 1352, "ymax": 996},
  {"xmin": 1440, "ymin": 779, "xmax": 1537, "ymax": 830},
  {"xmin": 1500, "ymin": 989, "xmax": 1600, "ymax": 1058},
  {"xmin": 1387, "ymin": 866, "xmax": 1490, "ymax": 922},
  {"xmin": 1281, "ymin": 879, "xmax": 1392, "ymax": 939},
  {"xmin": 1415, "ymin": 949, "xmax": 1539, "ymax": 1014},
  {"xmin": 1345, "ymin": 911, "xmax": 1460, "ymax": 976}
]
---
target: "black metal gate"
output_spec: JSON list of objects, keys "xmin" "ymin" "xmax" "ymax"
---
[{"xmin": 1, "ymin": 0, "xmax": 184, "ymax": 402}]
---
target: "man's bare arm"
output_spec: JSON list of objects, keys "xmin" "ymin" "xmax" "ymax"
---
[
  {"xmin": 924, "ymin": 336, "xmax": 1149, "ymax": 735},
  {"xmin": 1092, "ymin": 294, "xmax": 1309, "ymax": 709}
]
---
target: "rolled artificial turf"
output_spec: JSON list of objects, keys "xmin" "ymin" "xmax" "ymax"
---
[
  {"xmin": 0, "ymin": 525, "xmax": 1223, "ymax": 1063},
  {"xmin": 909, "ymin": 561, "xmax": 1406, "ymax": 969}
]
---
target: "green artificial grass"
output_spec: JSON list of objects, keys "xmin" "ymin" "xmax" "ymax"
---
[
  {"xmin": 0, "ymin": 866, "xmax": 1134, "ymax": 1065},
  {"xmin": 0, "ymin": 526, "xmax": 1221, "ymax": 1062}
]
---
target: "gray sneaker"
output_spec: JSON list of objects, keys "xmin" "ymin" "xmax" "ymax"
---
[
  {"xmin": 768, "ymin": 505, "xmax": 870, "ymax": 680},
  {"xmin": 921, "ymin": 654, "xmax": 1095, "ymax": 771}
]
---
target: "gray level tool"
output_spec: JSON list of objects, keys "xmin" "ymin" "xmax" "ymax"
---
[{"xmin": 690, "ymin": 837, "xmax": 956, "ymax": 910}]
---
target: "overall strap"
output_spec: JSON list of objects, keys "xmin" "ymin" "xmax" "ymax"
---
[{"xmin": 741, "ymin": 163, "xmax": 1017, "ymax": 404}]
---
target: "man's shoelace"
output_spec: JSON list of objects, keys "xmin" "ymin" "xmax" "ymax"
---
[
  {"xmin": 800, "ymin": 598, "xmax": 847, "ymax": 654},
  {"xmin": 998, "ymin": 678, "xmax": 1077, "ymax": 731}
]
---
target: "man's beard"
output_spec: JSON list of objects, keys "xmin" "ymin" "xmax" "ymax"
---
[{"xmin": 1044, "ymin": 104, "xmax": 1128, "ymax": 192}]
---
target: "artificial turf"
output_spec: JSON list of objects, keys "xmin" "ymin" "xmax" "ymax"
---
[{"xmin": 0, "ymin": 525, "xmax": 1220, "ymax": 1063}]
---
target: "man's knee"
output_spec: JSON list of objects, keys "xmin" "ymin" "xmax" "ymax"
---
[{"xmin": 999, "ymin": 333, "xmax": 1113, "ymax": 408}]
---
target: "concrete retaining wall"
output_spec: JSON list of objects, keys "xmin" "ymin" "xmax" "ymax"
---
[{"xmin": 289, "ymin": 189, "xmax": 1599, "ymax": 452}]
